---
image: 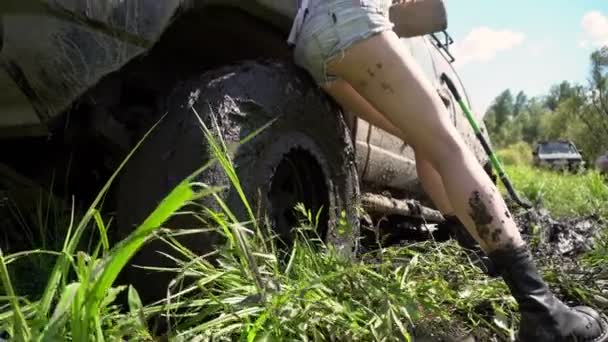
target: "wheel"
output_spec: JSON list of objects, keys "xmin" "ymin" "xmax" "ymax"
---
[{"xmin": 114, "ymin": 61, "xmax": 360, "ymax": 303}]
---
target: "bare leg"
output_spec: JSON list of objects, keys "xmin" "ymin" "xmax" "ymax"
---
[
  {"xmin": 414, "ymin": 155, "xmax": 454, "ymax": 215},
  {"xmin": 298, "ymin": 22, "xmax": 607, "ymax": 342},
  {"xmin": 325, "ymin": 31, "xmax": 522, "ymax": 252},
  {"xmin": 321, "ymin": 78, "xmax": 484, "ymax": 248},
  {"xmin": 322, "ymin": 79, "xmax": 403, "ymax": 138},
  {"xmin": 322, "ymin": 80, "xmax": 455, "ymax": 215}
]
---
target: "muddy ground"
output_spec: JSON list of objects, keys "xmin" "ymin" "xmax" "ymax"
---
[
  {"xmin": 2, "ymin": 189, "xmax": 606, "ymax": 342},
  {"xmin": 367, "ymin": 204, "xmax": 607, "ymax": 342},
  {"xmin": 513, "ymin": 207, "xmax": 604, "ymax": 257},
  {"xmin": 512, "ymin": 207, "xmax": 607, "ymax": 305}
]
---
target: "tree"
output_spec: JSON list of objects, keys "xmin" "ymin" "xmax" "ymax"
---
[
  {"xmin": 484, "ymin": 47, "xmax": 608, "ymax": 160},
  {"xmin": 544, "ymin": 81, "xmax": 576, "ymax": 111},
  {"xmin": 489, "ymin": 89, "xmax": 514, "ymax": 127},
  {"xmin": 588, "ymin": 47, "xmax": 608, "ymax": 137},
  {"xmin": 518, "ymin": 98, "xmax": 544, "ymax": 143},
  {"xmin": 513, "ymin": 91, "xmax": 528, "ymax": 117}
]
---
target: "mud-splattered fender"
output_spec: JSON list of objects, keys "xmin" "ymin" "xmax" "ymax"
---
[
  {"xmin": 0, "ymin": 0, "xmax": 303, "ymax": 130},
  {"xmin": 0, "ymin": 0, "xmax": 184, "ymax": 126}
]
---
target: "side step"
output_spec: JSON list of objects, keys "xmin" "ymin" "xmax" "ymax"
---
[{"xmin": 361, "ymin": 192, "xmax": 444, "ymax": 223}]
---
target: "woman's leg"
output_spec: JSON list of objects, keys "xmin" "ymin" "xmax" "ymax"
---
[
  {"xmin": 323, "ymin": 79, "xmax": 496, "ymax": 275},
  {"xmin": 414, "ymin": 155, "xmax": 454, "ymax": 215},
  {"xmin": 326, "ymin": 31, "xmax": 515, "ymax": 252},
  {"xmin": 320, "ymin": 29, "xmax": 606, "ymax": 341},
  {"xmin": 321, "ymin": 79, "xmax": 455, "ymax": 215}
]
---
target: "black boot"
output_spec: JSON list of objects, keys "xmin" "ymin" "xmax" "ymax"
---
[
  {"xmin": 489, "ymin": 246, "xmax": 608, "ymax": 342},
  {"xmin": 438, "ymin": 215, "xmax": 499, "ymax": 277}
]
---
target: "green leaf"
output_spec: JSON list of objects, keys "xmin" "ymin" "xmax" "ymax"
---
[
  {"xmin": 92, "ymin": 209, "xmax": 110, "ymax": 254},
  {"xmin": 128, "ymin": 285, "xmax": 146, "ymax": 328},
  {"xmin": 0, "ymin": 249, "xmax": 30, "ymax": 342},
  {"xmin": 128, "ymin": 285, "xmax": 143, "ymax": 315},
  {"xmin": 390, "ymin": 306, "xmax": 411, "ymax": 342},
  {"xmin": 82, "ymin": 178, "xmax": 207, "ymax": 339},
  {"xmin": 40, "ymin": 283, "xmax": 80, "ymax": 340},
  {"xmin": 493, "ymin": 309, "xmax": 511, "ymax": 333},
  {"xmin": 100, "ymin": 285, "xmax": 127, "ymax": 310},
  {"xmin": 37, "ymin": 113, "xmax": 169, "ymax": 323}
]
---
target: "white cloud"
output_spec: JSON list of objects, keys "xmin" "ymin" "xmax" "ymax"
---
[
  {"xmin": 527, "ymin": 36, "xmax": 556, "ymax": 58},
  {"xmin": 529, "ymin": 40, "xmax": 549, "ymax": 58},
  {"xmin": 453, "ymin": 27, "xmax": 526, "ymax": 68},
  {"xmin": 580, "ymin": 11, "xmax": 608, "ymax": 47}
]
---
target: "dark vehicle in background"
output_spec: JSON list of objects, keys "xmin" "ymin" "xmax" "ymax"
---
[{"xmin": 533, "ymin": 140, "xmax": 585, "ymax": 172}]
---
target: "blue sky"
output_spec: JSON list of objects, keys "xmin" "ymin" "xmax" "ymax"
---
[{"xmin": 444, "ymin": 0, "xmax": 608, "ymax": 114}]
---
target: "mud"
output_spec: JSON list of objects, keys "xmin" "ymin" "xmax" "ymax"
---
[
  {"xmin": 371, "ymin": 207, "xmax": 607, "ymax": 342},
  {"xmin": 468, "ymin": 191, "xmax": 495, "ymax": 243},
  {"xmin": 380, "ymin": 81, "xmax": 395, "ymax": 94},
  {"xmin": 513, "ymin": 208, "xmax": 605, "ymax": 258}
]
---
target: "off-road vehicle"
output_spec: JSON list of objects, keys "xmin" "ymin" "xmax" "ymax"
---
[
  {"xmin": 533, "ymin": 140, "xmax": 585, "ymax": 172},
  {"xmin": 0, "ymin": 0, "xmax": 493, "ymax": 302}
]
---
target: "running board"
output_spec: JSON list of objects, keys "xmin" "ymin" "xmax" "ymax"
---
[{"xmin": 361, "ymin": 192, "xmax": 444, "ymax": 223}]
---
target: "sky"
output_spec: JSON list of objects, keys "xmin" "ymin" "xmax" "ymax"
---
[{"xmin": 444, "ymin": 0, "xmax": 608, "ymax": 114}]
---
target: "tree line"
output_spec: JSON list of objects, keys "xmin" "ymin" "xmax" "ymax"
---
[{"xmin": 483, "ymin": 47, "xmax": 608, "ymax": 163}]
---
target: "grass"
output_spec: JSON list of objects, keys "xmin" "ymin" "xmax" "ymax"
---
[
  {"xmin": 499, "ymin": 164, "xmax": 608, "ymax": 219},
  {"xmin": 155, "ymin": 235, "xmax": 518, "ymax": 341},
  {"xmin": 496, "ymin": 142, "xmax": 533, "ymax": 167},
  {"xmin": 0, "ymin": 117, "xmax": 606, "ymax": 340},
  {"xmin": 496, "ymin": 142, "xmax": 608, "ymax": 218},
  {"xmin": 495, "ymin": 146, "xmax": 608, "ymax": 312}
]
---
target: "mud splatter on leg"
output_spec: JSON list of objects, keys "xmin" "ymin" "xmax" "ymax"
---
[
  {"xmin": 380, "ymin": 81, "xmax": 395, "ymax": 94},
  {"xmin": 468, "ymin": 191, "xmax": 494, "ymax": 241},
  {"xmin": 357, "ymin": 79, "xmax": 369, "ymax": 89},
  {"xmin": 468, "ymin": 191, "xmax": 520, "ymax": 249},
  {"xmin": 491, "ymin": 229, "xmax": 502, "ymax": 243}
]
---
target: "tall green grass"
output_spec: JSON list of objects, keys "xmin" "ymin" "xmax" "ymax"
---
[
  {"xmin": 496, "ymin": 142, "xmax": 533, "ymax": 166},
  {"xmin": 1, "ymin": 108, "xmax": 606, "ymax": 341},
  {"xmin": 495, "ymin": 142, "xmax": 608, "ymax": 218},
  {"xmin": 0, "ymin": 115, "xmax": 217, "ymax": 341},
  {"xmin": 496, "ymin": 153, "xmax": 608, "ymax": 311},
  {"xmin": 501, "ymin": 164, "xmax": 608, "ymax": 218},
  {"xmin": 151, "ymin": 231, "xmax": 519, "ymax": 341}
]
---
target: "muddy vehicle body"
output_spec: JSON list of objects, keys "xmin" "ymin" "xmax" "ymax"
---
[
  {"xmin": 533, "ymin": 140, "xmax": 585, "ymax": 172},
  {"xmin": 0, "ymin": 1, "xmax": 492, "ymax": 300}
]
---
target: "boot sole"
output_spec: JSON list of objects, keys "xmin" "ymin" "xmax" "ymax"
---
[
  {"xmin": 514, "ymin": 308, "xmax": 608, "ymax": 342},
  {"xmin": 590, "ymin": 311, "xmax": 608, "ymax": 342}
]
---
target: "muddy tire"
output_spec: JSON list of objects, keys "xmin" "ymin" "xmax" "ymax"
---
[{"xmin": 115, "ymin": 61, "xmax": 360, "ymax": 303}]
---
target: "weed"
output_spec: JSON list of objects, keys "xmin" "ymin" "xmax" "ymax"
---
[
  {"xmin": 496, "ymin": 142, "xmax": 533, "ymax": 166},
  {"xmin": 501, "ymin": 165, "xmax": 608, "ymax": 218},
  {"xmin": 0, "ymin": 112, "xmax": 605, "ymax": 341}
]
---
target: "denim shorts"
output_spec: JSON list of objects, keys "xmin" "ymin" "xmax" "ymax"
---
[{"xmin": 293, "ymin": 0, "xmax": 394, "ymax": 85}]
